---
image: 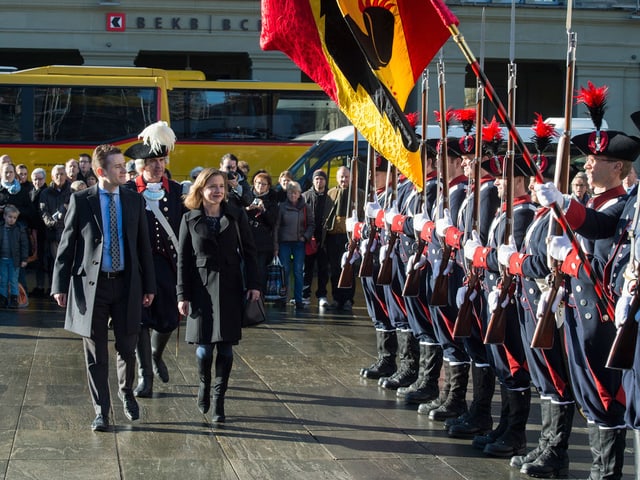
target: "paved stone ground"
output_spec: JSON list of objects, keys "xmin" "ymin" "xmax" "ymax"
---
[{"xmin": 0, "ymin": 293, "xmax": 634, "ymax": 479}]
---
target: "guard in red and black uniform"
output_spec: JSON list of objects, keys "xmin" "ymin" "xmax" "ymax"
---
[
  {"xmin": 124, "ymin": 121, "xmax": 187, "ymax": 398},
  {"xmin": 436, "ymin": 133, "xmax": 501, "ymax": 440},
  {"xmin": 463, "ymin": 154, "xmax": 537, "ymax": 458},
  {"xmin": 497, "ymin": 116, "xmax": 576, "ymax": 477},
  {"xmin": 415, "ymin": 137, "xmax": 472, "ymax": 421},
  {"xmin": 355, "ymin": 154, "xmax": 399, "ymax": 382},
  {"xmin": 375, "ymin": 170, "xmax": 420, "ymax": 391},
  {"xmin": 536, "ymin": 124, "xmax": 640, "ymax": 479},
  {"xmin": 388, "ymin": 141, "xmax": 442, "ymax": 405}
]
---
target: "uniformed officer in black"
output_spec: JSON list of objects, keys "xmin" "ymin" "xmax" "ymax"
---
[
  {"xmin": 124, "ymin": 121, "xmax": 187, "ymax": 398},
  {"xmin": 536, "ymin": 124, "xmax": 640, "ymax": 479}
]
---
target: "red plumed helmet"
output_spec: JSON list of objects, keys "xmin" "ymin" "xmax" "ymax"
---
[
  {"xmin": 575, "ymin": 81, "xmax": 608, "ymax": 131},
  {"xmin": 455, "ymin": 108, "xmax": 476, "ymax": 134},
  {"xmin": 405, "ymin": 112, "xmax": 419, "ymax": 129}
]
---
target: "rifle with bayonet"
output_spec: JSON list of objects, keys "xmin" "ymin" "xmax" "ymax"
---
[
  {"xmin": 454, "ymin": 108, "xmax": 484, "ymax": 338},
  {"xmin": 376, "ymin": 165, "xmax": 398, "ymax": 285},
  {"xmin": 403, "ymin": 69, "xmax": 430, "ymax": 297},
  {"xmin": 484, "ymin": 6, "xmax": 517, "ymax": 345},
  {"xmin": 359, "ymin": 144, "xmax": 378, "ymax": 278},
  {"xmin": 453, "ymin": 8, "xmax": 485, "ymax": 338},
  {"xmin": 430, "ymin": 55, "xmax": 452, "ymax": 306},
  {"xmin": 338, "ymin": 133, "xmax": 360, "ymax": 289},
  {"xmin": 531, "ymin": 12, "xmax": 576, "ymax": 349}
]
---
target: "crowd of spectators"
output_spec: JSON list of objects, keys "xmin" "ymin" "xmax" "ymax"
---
[{"xmin": 0, "ymin": 153, "xmax": 362, "ymax": 311}]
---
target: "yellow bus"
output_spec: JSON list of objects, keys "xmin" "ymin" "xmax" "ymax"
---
[{"xmin": 0, "ymin": 66, "xmax": 349, "ymax": 180}]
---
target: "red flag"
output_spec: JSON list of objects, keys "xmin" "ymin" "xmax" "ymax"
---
[{"xmin": 260, "ymin": 0, "xmax": 457, "ymax": 189}]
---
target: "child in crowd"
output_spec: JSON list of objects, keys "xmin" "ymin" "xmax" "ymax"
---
[{"xmin": 0, "ymin": 205, "xmax": 29, "ymax": 308}]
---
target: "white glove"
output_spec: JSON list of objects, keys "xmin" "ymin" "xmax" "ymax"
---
[
  {"xmin": 359, "ymin": 237, "xmax": 378, "ymax": 258},
  {"xmin": 535, "ymin": 182, "xmax": 569, "ymax": 209},
  {"xmin": 497, "ymin": 235, "xmax": 517, "ymax": 268},
  {"xmin": 365, "ymin": 201, "xmax": 382, "ymax": 219},
  {"xmin": 548, "ymin": 235, "xmax": 572, "ymax": 261},
  {"xmin": 488, "ymin": 287, "xmax": 500, "ymax": 313},
  {"xmin": 536, "ymin": 286, "xmax": 566, "ymax": 322},
  {"xmin": 435, "ymin": 208, "xmax": 453, "ymax": 237},
  {"xmin": 413, "ymin": 208, "xmax": 430, "ymax": 236},
  {"xmin": 384, "ymin": 201, "xmax": 399, "ymax": 225},
  {"xmin": 346, "ymin": 209, "xmax": 358, "ymax": 233},
  {"xmin": 414, "ymin": 254, "xmax": 428, "ymax": 271},
  {"xmin": 456, "ymin": 286, "xmax": 467, "ymax": 308},
  {"xmin": 379, "ymin": 244, "xmax": 394, "ymax": 264},
  {"xmin": 456, "ymin": 285, "xmax": 477, "ymax": 308},
  {"xmin": 463, "ymin": 230, "xmax": 482, "ymax": 261},
  {"xmin": 615, "ymin": 293, "xmax": 632, "ymax": 329},
  {"xmin": 341, "ymin": 249, "xmax": 361, "ymax": 268}
]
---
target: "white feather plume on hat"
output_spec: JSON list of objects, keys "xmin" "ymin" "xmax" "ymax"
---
[{"xmin": 138, "ymin": 121, "xmax": 176, "ymax": 155}]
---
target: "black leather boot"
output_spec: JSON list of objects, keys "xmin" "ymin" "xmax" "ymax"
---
[
  {"xmin": 417, "ymin": 360, "xmax": 451, "ymax": 415},
  {"xmin": 213, "ymin": 352, "xmax": 233, "ymax": 423},
  {"xmin": 360, "ymin": 330, "xmax": 397, "ymax": 379},
  {"xmin": 599, "ymin": 427, "xmax": 626, "ymax": 480},
  {"xmin": 520, "ymin": 401, "xmax": 574, "ymax": 478},
  {"xmin": 448, "ymin": 365, "xmax": 495, "ymax": 438},
  {"xmin": 379, "ymin": 330, "xmax": 419, "ymax": 390},
  {"xmin": 151, "ymin": 331, "xmax": 172, "ymax": 383},
  {"xmin": 471, "ymin": 384, "xmax": 509, "ymax": 449},
  {"xmin": 134, "ymin": 327, "xmax": 153, "ymax": 398},
  {"xmin": 197, "ymin": 355, "xmax": 213, "ymax": 414},
  {"xmin": 510, "ymin": 398, "xmax": 551, "ymax": 468},
  {"xmin": 483, "ymin": 388, "xmax": 531, "ymax": 457},
  {"xmin": 403, "ymin": 343, "xmax": 442, "ymax": 404},
  {"xmin": 587, "ymin": 423, "xmax": 602, "ymax": 480},
  {"xmin": 429, "ymin": 362, "xmax": 469, "ymax": 421}
]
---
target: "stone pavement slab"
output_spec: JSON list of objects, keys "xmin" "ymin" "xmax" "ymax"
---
[{"xmin": 0, "ymin": 295, "xmax": 635, "ymax": 479}]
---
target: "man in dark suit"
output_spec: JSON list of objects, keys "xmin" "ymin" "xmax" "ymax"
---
[{"xmin": 51, "ymin": 144, "xmax": 156, "ymax": 432}]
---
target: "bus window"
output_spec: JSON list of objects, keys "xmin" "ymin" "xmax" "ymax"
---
[
  {"xmin": 0, "ymin": 87, "xmax": 21, "ymax": 141},
  {"xmin": 32, "ymin": 86, "xmax": 158, "ymax": 143},
  {"xmin": 169, "ymin": 87, "xmax": 347, "ymax": 144}
]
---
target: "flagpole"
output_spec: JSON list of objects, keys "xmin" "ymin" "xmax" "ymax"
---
[{"xmin": 446, "ymin": 22, "xmax": 616, "ymax": 322}]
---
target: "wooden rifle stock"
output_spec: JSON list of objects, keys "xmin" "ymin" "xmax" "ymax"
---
[
  {"xmin": 530, "ymin": 269, "xmax": 563, "ymax": 349},
  {"xmin": 403, "ymin": 238, "xmax": 426, "ymax": 297},
  {"xmin": 431, "ymin": 244, "xmax": 452, "ymax": 306},
  {"xmin": 338, "ymin": 239, "xmax": 358, "ymax": 289},
  {"xmin": 453, "ymin": 268, "xmax": 481, "ymax": 338},
  {"xmin": 376, "ymin": 232, "xmax": 398, "ymax": 285},
  {"xmin": 484, "ymin": 273, "xmax": 514, "ymax": 344},
  {"xmin": 606, "ymin": 263, "xmax": 640, "ymax": 369},
  {"xmin": 606, "ymin": 306, "xmax": 638, "ymax": 370},
  {"xmin": 358, "ymin": 221, "xmax": 376, "ymax": 277}
]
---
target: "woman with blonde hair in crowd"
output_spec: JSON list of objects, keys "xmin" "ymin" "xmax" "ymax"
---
[{"xmin": 177, "ymin": 168, "xmax": 260, "ymax": 422}]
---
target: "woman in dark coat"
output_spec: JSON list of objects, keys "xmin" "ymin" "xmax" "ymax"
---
[
  {"xmin": 247, "ymin": 171, "xmax": 278, "ymax": 292},
  {"xmin": 177, "ymin": 168, "xmax": 260, "ymax": 423}
]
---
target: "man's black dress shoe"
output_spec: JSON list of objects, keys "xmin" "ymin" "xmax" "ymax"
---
[
  {"xmin": 91, "ymin": 414, "xmax": 109, "ymax": 432},
  {"xmin": 118, "ymin": 391, "xmax": 140, "ymax": 421}
]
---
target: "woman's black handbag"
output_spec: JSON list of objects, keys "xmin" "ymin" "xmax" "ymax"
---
[{"xmin": 242, "ymin": 295, "xmax": 267, "ymax": 327}]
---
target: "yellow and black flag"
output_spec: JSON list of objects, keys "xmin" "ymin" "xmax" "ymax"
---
[{"xmin": 260, "ymin": 0, "xmax": 458, "ymax": 189}]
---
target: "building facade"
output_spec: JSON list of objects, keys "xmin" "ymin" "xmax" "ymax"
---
[{"xmin": 0, "ymin": 0, "xmax": 638, "ymax": 131}]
